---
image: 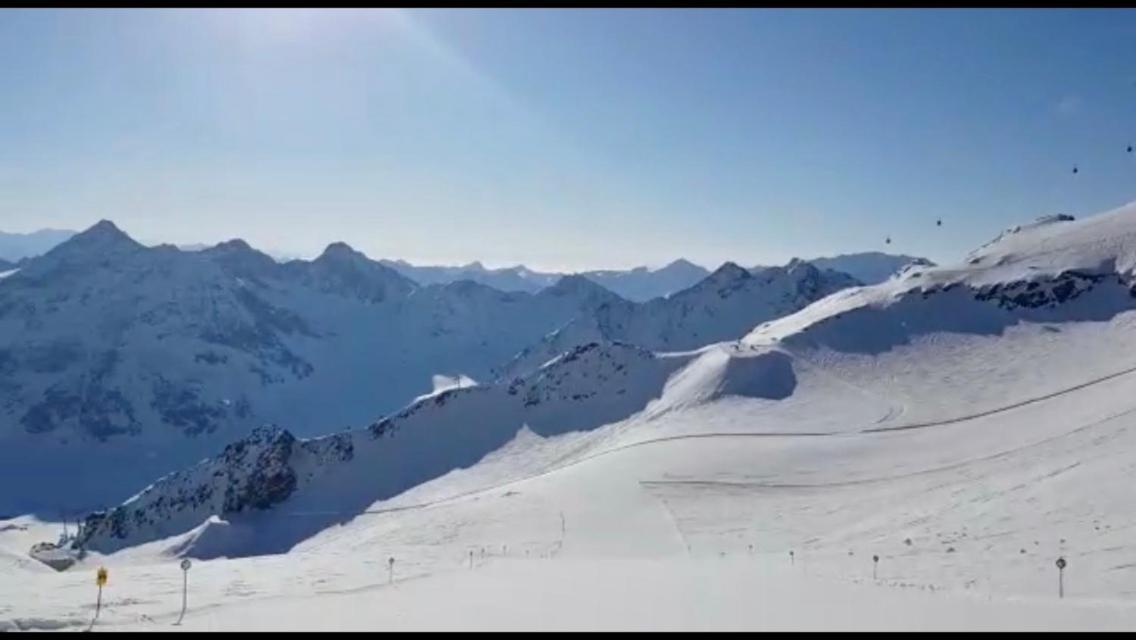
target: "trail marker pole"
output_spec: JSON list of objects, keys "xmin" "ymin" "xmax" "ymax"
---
[
  {"xmin": 1056, "ymin": 557, "xmax": 1066, "ymax": 599},
  {"xmin": 88, "ymin": 567, "xmax": 108, "ymax": 631},
  {"xmin": 388, "ymin": 557, "xmax": 395, "ymax": 584},
  {"xmin": 873, "ymin": 555, "xmax": 879, "ymax": 580},
  {"xmin": 790, "ymin": 550, "xmax": 794, "ymax": 566},
  {"xmin": 469, "ymin": 550, "xmax": 474, "ymax": 570},
  {"xmin": 175, "ymin": 559, "xmax": 191, "ymax": 626}
]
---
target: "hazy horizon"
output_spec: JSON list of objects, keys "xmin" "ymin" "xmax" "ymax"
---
[{"xmin": 2, "ymin": 218, "xmax": 933, "ymax": 274}]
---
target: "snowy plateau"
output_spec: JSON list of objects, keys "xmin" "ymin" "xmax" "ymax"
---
[{"xmin": 6, "ymin": 203, "xmax": 1136, "ymax": 630}]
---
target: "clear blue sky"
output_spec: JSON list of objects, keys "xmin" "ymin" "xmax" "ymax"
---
[{"xmin": 2, "ymin": 8, "xmax": 1136, "ymax": 271}]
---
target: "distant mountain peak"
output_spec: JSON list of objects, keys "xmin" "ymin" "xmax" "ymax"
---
[
  {"xmin": 315, "ymin": 242, "xmax": 380, "ymax": 268},
  {"xmin": 549, "ymin": 273, "xmax": 596, "ymax": 289},
  {"xmin": 661, "ymin": 258, "xmax": 702, "ymax": 271},
  {"xmin": 297, "ymin": 242, "xmax": 417, "ymax": 302},
  {"xmin": 708, "ymin": 261, "xmax": 752, "ymax": 280},
  {"xmin": 673, "ymin": 262, "xmax": 752, "ymax": 297},
  {"xmin": 211, "ymin": 239, "xmax": 254, "ymax": 253},
  {"xmin": 318, "ymin": 241, "xmax": 359, "ymax": 259},
  {"xmin": 544, "ymin": 273, "xmax": 617, "ymax": 298},
  {"xmin": 77, "ymin": 219, "xmax": 135, "ymax": 245},
  {"xmin": 88, "ymin": 219, "xmax": 122, "ymax": 234},
  {"xmin": 202, "ymin": 239, "xmax": 280, "ymax": 279},
  {"xmin": 41, "ymin": 219, "xmax": 141, "ymax": 261}
]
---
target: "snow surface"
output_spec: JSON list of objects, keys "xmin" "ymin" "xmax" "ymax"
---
[
  {"xmin": 412, "ymin": 374, "xmax": 479, "ymax": 403},
  {"xmin": 9, "ymin": 202, "xmax": 1136, "ymax": 629}
]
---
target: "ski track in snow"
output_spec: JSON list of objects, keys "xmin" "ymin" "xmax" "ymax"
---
[{"xmin": 323, "ymin": 355, "xmax": 1136, "ymax": 521}]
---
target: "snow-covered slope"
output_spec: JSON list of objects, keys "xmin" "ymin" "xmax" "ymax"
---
[
  {"xmin": 70, "ymin": 342, "xmax": 696, "ymax": 554},
  {"xmin": 745, "ymin": 208, "xmax": 1136, "ymax": 352},
  {"xmin": 807, "ymin": 252, "xmax": 933, "ymax": 285},
  {"xmin": 497, "ymin": 260, "xmax": 859, "ymax": 379}
]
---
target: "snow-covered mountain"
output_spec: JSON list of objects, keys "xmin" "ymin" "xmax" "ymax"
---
[
  {"xmin": 62, "ymin": 251, "xmax": 860, "ymax": 552},
  {"xmin": 5, "ymin": 220, "xmax": 845, "ymax": 515},
  {"xmin": 0, "ymin": 229, "xmax": 76, "ymax": 262},
  {"xmin": 378, "ymin": 259, "xmax": 561, "ymax": 294},
  {"xmin": 794, "ymin": 252, "xmax": 932, "ymax": 286},
  {"xmin": 62, "ymin": 201, "xmax": 1136, "ymax": 559},
  {"xmin": 496, "ymin": 259, "xmax": 859, "ymax": 379},
  {"xmin": 381, "ymin": 258, "xmax": 711, "ymax": 302},
  {"xmin": 582, "ymin": 259, "xmax": 711, "ymax": 301},
  {"xmin": 0, "ymin": 222, "xmax": 630, "ymax": 514},
  {"xmin": 71, "ymin": 341, "xmax": 695, "ymax": 554},
  {"xmin": 744, "ymin": 211, "xmax": 1136, "ymax": 353},
  {"xmin": 0, "ymin": 258, "xmax": 16, "ymax": 273}
]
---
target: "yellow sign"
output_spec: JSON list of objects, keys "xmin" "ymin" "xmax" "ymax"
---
[{"xmin": 96, "ymin": 567, "xmax": 107, "ymax": 587}]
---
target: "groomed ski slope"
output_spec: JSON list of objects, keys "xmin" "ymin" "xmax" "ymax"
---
[{"xmin": 8, "ymin": 204, "xmax": 1136, "ymax": 630}]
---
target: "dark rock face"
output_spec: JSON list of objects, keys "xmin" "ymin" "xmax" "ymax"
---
[
  {"xmin": 906, "ymin": 269, "xmax": 1122, "ymax": 314},
  {"xmin": 972, "ymin": 271, "xmax": 1107, "ymax": 310},
  {"xmin": 20, "ymin": 382, "xmax": 139, "ymax": 440},
  {"xmin": 200, "ymin": 286, "xmax": 315, "ymax": 379},
  {"xmin": 220, "ymin": 428, "xmax": 298, "ymax": 511},
  {"xmin": 150, "ymin": 377, "xmax": 228, "ymax": 437},
  {"xmin": 70, "ymin": 425, "xmax": 359, "ymax": 552},
  {"xmin": 73, "ymin": 426, "xmax": 305, "ymax": 550}
]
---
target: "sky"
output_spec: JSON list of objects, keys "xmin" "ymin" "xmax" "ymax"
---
[{"xmin": 2, "ymin": 8, "xmax": 1136, "ymax": 272}]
